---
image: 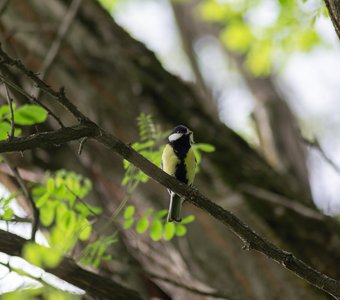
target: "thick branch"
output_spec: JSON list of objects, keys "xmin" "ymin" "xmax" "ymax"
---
[
  {"xmin": 324, "ymin": 0, "xmax": 340, "ymax": 39},
  {"xmin": 0, "ymin": 124, "xmax": 98, "ymax": 153},
  {"xmin": 0, "ymin": 229, "xmax": 142, "ymax": 299}
]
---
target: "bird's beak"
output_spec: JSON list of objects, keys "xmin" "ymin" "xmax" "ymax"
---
[{"xmin": 186, "ymin": 131, "xmax": 192, "ymax": 135}]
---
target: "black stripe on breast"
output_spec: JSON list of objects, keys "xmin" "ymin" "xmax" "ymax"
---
[{"xmin": 175, "ymin": 159, "xmax": 188, "ymax": 184}]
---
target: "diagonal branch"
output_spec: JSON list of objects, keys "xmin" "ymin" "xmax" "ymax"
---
[
  {"xmin": 0, "ymin": 229, "xmax": 142, "ymax": 299},
  {"xmin": 1, "ymin": 124, "xmax": 338, "ymax": 298},
  {"xmin": 0, "ymin": 48, "xmax": 339, "ymax": 298}
]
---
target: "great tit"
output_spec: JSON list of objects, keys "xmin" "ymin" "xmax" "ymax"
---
[{"xmin": 161, "ymin": 125, "xmax": 196, "ymax": 222}]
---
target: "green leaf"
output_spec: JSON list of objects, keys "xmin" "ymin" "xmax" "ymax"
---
[
  {"xmin": 23, "ymin": 243, "xmax": 42, "ymax": 267},
  {"xmin": 35, "ymin": 192, "xmax": 50, "ymax": 208},
  {"xmin": 47, "ymin": 178, "xmax": 55, "ymax": 194},
  {"xmin": 195, "ymin": 143, "xmax": 215, "ymax": 152},
  {"xmin": 0, "ymin": 122, "xmax": 11, "ymax": 140},
  {"xmin": 123, "ymin": 218, "xmax": 134, "ymax": 229},
  {"xmin": 0, "ymin": 105, "xmax": 11, "ymax": 119},
  {"xmin": 40, "ymin": 201, "xmax": 55, "ymax": 226},
  {"xmin": 153, "ymin": 209, "xmax": 168, "ymax": 219},
  {"xmin": 79, "ymin": 219, "xmax": 92, "ymax": 241},
  {"xmin": 245, "ymin": 43, "xmax": 272, "ymax": 76},
  {"xmin": 124, "ymin": 205, "xmax": 135, "ymax": 219},
  {"xmin": 175, "ymin": 224, "xmax": 187, "ymax": 237},
  {"xmin": 143, "ymin": 208, "xmax": 154, "ymax": 217},
  {"xmin": 3, "ymin": 208, "xmax": 13, "ymax": 221},
  {"xmin": 136, "ymin": 217, "xmax": 149, "ymax": 233},
  {"xmin": 221, "ymin": 22, "xmax": 253, "ymax": 53},
  {"xmin": 150, "ymin": 220, "xmax": 163, "ymax": 241},
  {"xmin": 56, "ymin": 202, "xmax": 68, "ymax": 225},
  {"xmin": 181, "ymin": 215, "xmax": 195, "ymax": 225},
  {"xmin": 163, "ymin": 222, "xmax": 175, "ymax": 241},
  {"xmin": 13, "ymin": 104, "xmax": 48, "ymax": 125},
  {"xmin": 42, "ymin": 247, "xmax": 62, "ymax": 268}
]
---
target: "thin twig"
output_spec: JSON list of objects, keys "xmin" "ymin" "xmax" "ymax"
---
[
  {"xmin": 303, "ymin": 136, "xmax": 340, "ymax": 174},
  {"xmin": 33, "ymin": 0, "xmax": 83, "ymax": 99},
  {"xmin": 65, "ymin": 184, "xmax": 99, "ymax": 218},
  {"xmin": 3, "ymin": 156, "xmax": 39, "ymax": 241},
  {"xmin": 2, "ymin": 78, "xmax": 15, "ymax": 139},
  {"xmin": 148, "ymin": 271, "xmax": 232, "ymax": 299},
  {"xmin": 0, "ymin": 73, "xmax": 64, "ymax": 127},
  {"xmin": 78, "ymin": 137, "xmax": 88, "ymax": 155}
]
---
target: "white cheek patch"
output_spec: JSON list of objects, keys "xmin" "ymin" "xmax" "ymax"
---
[{"xmin": 169, "ymin": 133, "xmax": 183, "ymax": 142}]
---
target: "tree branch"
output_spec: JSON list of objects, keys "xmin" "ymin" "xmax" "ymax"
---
[
  {"xmin": 0, "ymin": 44, "xmax": 339, "ymax": 298},
  {"xmin": 0, "ymin": 124, "xmax": 98, "ymax": 153},
  {"xmin": 0, "ymin": 229, "xmax": 142, "ymax": 300},
  {"xmin": 324, "ymin": 0, "xmax": 340, "ymax": 40},
  {"xmin": 0, "ymin": 120, "xmax": 340, "ymax": 298}
]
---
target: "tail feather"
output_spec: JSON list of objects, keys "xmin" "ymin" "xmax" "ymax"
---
[{"xmin": 168, "ymin": 193, "xmax": 183, "ymax": 222}]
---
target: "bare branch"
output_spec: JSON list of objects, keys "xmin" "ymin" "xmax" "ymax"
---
[
  {"xmin": 0, "ymin": 229, "xmax": 142, "ymax": 300},
  {"xmin": 324, "ymin": 0, "xmax": 340, "ymax": 40}
]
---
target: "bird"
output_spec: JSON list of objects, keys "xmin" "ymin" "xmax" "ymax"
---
[{"xmin": 161, "ymin": 125, "xmax": 196, "ymax": 222}]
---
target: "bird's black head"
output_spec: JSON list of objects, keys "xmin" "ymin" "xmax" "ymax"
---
[{"xmin": 168, "ymin": 125, "xmax": 193, "ymax": 155}]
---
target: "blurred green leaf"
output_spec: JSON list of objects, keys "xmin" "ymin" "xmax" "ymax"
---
[
  {"xmin": 124, "ymin": 205, "xmax": 135, "ymax": 219},
  {"xmin": 175, "ymin": 224, "xmax": 187, "ymax": 237},
  {"xmin": 123, "ymin": 218, "xmax": 134, "ymax": 229},
  {"xmin": 163, "ymin": 222, "xmax": 175, "ymax": 241},
  {"xmin": 79, "ymin": 219, "xmax": 92, "ymax": 241},
  {"xmin": 136, "ymin": 217, "xmax": 149, "ymax": 233},
  {"xmin": 181, "ymin": 215, "xmax": 195, "ymax": 225},
  {"xmin": 0, "ymin": 122, "xmax": 11, "ymax": 140},
  {"xmin": 221, "ymin": 22, "xmax": 253, "ymax": 53},
  {"xmin": 150, "ymin": 220, "xmax": 163, "ymax": 241},
  {"xmin": 153, "ymin": 209, "xmax": 168, "ymax": 219},
  {"xmin": 13, "ymin": 104, "xmax": 47, "ymax": 125},
  {"xmin": 3, "ymin": 208, "xmax": 13, "ymax": 221},
  {"xmin": 42, "ymin": 248, "xmax": 62, "ymax": 268},
  {"xmin": 245, "ymin": 42, "xmax": 273, "ymax": 76},
  {"xmin": 195, "ymin": 143, "xmax": 216, "ymax": 152}
]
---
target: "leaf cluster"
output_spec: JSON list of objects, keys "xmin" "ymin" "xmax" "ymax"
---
[{"xmin": 123, "ymin": 206, "xmax": 195, "ymax": 241}]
